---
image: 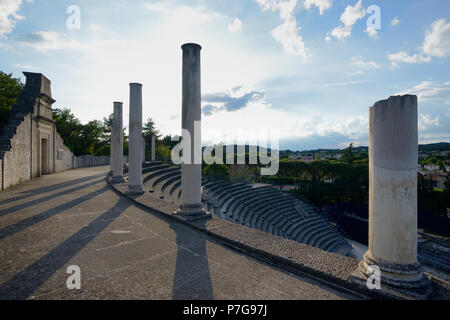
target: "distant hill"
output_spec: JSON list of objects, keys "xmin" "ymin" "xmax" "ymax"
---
[
  {"xmin": 285, "ymin": 142, "xmax": 450, "ymax": 154},
  {"xmin": 202, "ymin": 144, "xmax": 272, "ymax": 153},
  {"xmin": 201, "ymin": 143, "xmax": 450, "ymax": 154},
  {"xmin": 292, "ymin": 146, "xmax": 368, "ymax": 154},
  {"xmin": 418, "ymin": 142, "xmax": 450, "ymax": 152}
]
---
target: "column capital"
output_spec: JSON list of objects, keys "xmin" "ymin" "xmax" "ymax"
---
[{"xmin": 181, "ymin": 43, "xmax": 202, "ymax": 51}]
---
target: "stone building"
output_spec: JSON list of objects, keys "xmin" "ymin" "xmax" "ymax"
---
[
  {"xmin": 0, "ymin": 72, "xmax": 129, "ymax": 191},
  {"xmin": 0, "ymin": 72, "xmax": 76, "ymax": 190}
]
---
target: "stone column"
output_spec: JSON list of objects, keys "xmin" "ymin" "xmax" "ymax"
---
[
  {"xmin": 177, "ymin": 43, "xmax": 206, "ymax": 220},
  {"xmin": 151, "ymin": 135, "xmax": 156, "ymax": 161},
  {"xmin": 356, "ymin": 95, "xmax": 427, "ymax": 291},
  {"xmin": 111, "ymin": 102, "xmax": 125, "ymax": 183},
  {"xmin": 142, "ymin": 137, "xmax": 146, "ymax": 164},
  {"xmin": 110, "ymin": 129, "xmax": 114, "ymax": 172},
  {"xmin": 125, "ymin": 83, "xmax": 145, "ymax": 195}
]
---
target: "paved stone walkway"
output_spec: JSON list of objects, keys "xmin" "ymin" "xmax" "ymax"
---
[{"xmin": 0, "ymin": 166, "xmax": 361, "ymax": 300}]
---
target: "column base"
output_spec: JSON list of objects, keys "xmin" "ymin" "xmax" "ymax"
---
[
  {"xmin": 111, "ymin": 176, "xmax": 125, "ymax": 184},
  {"xmin": 174, "ymin": 203, "xmax": 210, "ymax": 221},
  {"xmin": 125, "ymin": 184, "xmax": 145, "ymax": 195},
  {"xmin": 351, "ymin": 251, "xmax": 430, "ymax": 299}
]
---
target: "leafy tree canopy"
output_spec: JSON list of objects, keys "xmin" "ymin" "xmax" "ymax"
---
[
  {"xmin": 0, "ymin": 71, "xmax": 24, "ymax": 128},
  {"xmin": 53, "ymin": 108, "xmax": 111, "ymax": 157}
]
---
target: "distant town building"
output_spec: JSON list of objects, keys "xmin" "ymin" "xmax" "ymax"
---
[{"xmin": 424, "ymin": 164, "xmax": 440, "ymax": 171}]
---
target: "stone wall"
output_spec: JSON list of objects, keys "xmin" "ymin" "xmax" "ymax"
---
[
  {"xmin": 0, "ymin": 114, "xmax": 80, "ymax": 190},
  {"xmin": 0, "ymin": 72, "xmax": 127, "ymax": 191},
  {"xmin": 0, "ymin": 121, "xmax": 128, "ymax": 189},
  {"xmin": 54, "ymin": 132, "xmax": 76, "ymax": 173},
  {"xmin": 74, "ymin": 155, "xmax": 128, "ymax": 168},
  {"xmin": 0, "ymin": 114, "xmax": 33, "ymax": 190}
]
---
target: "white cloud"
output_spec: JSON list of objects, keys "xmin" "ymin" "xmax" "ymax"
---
[
  {"xmin": 56, "ymin": 1, "xmax": 285, "ymax": 135},
  {"xmin": 339, "ymin": 0, "xmax": 365, "ymax": 27},
  {"xmin": 202, "ymin": 86, "xmax": 266, "ymax": 115},
  {"xmin": 201, "ymin": 95, "xmax": 368, "ymax": 148},
  {"xmin": 422, "ymin": 18, "xmax": 450, "ymax": 58},
  {"xmin": 255, "ymin": 0, "xmax": 279, "ymax": 11},
  {"xmin": 0, "ymin": 42, "xmax": 9, "ymax": 49},
  {"xmin": 0, "ymin": 0, "xmax": 32, "ymax": 39},
  {"xmin": 13, "ymin": 63, "xmax": 36, "ymax": 70},
  {"xmin": 389, "ymin": 18, "xmax": 450, "ymax": 66},
  {"xmin": 89, "ymin": 24, "xmax": 102, "ymax": 33},
  {"xmin": 390, "ymin": 17, "xmax": 400, "ymax": 27},
  {"xmin": 419, "ymin": 114, "xmax": 440, "ymax": 130},
  {"xmin": 330, "ymin": 25, "xmax": 351, "ymax": 40},
  {"xmin": 19, "ymin": 31, "xmax": 81, "ymax": 52},
  {"xmin": 350, "ymin": 70, "xmax": 363, "ymax": 76},
  {"xmin": 366, "ymin": 26, "xmax": 378, "ymax": 39},
  {"xmin": 396, "ymin": 81, "xmax": 450, "ymax": 105},
  {"xmin": 228, "ymin": 18, "xmax": 242, "ymax": 32},
  {"xmin": 388, "ymin": 51, "xmax": 431, "ymax": 66},
  {"xmin": 144, "ymin": 2, "xmax": 221, "ymax": 26},
  {"xmin": 143, "ymin": 1, "xmax": 171, "ymax": 12},
  {"xmin": 351, "ymin": 56, "xmax": 382, "ymax": 70},
  {"xmin": 329, "ymin": 0, "xmax": 366, "ymax": 40},
  {"xmin": 418, "ymin": 132, "xmax": 450, "ymax": 144},
  {"xmin": 256, "ymin": 0, "xmax": 309, "ymax": 59},
  {"xmin": 321, "ymin": 80, "xmax": 367, "ymax": 87},
  {"xmin": 303, "ymin": 0, "xmax": 332, "ymax": 15}
]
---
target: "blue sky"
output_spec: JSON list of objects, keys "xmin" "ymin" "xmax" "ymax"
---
[{"xmin": 1, "ymin": 0, "xmax": 449, "ymax": 150}]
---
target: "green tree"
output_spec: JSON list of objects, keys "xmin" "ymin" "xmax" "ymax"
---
[
  {"xmin": 444, "ymin": 175, "xmax": 450, "ymax": 209},
  {"xmin": 156, "ymin": 144, "xmax": 171, "ymax": 163},
  {"xmin": 102, "ymin": 114, "xmax": 113, "ymax": 136},
  {"xmin": 80, "ymin": 120, "xmax": 108, "ymax": 155},
  {"xmin": 342, "ymin": 143, "xmax": 354, "ymax": 164},
  {"xmin": 52, "ymin": 108, "xmax": 83, "ymax": 154},
  {"xmin": 53, "ymin": 108, "xmax": 110, "ymax": 156},
  {"xmin": 445, "ymin": 175, "xmax": 450, "ymax": 193},
  {"xmin": 203, "ymin": 163, "xmax": 230, "ymax": 182},
  {"xmin": 161, "ymin": 134, "xmax": 180, "ymax": 150},
  {"xmin": 0, "ymin": 71, "xmax": 24, "ymax": 128},
  {"xmin": 143, "ymin": 118, "xmax": 161, "ymax": 161}
]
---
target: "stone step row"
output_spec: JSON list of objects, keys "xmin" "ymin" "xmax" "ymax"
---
[
  {"xmin": 418, "ymin": 251, "xmax": 450, "ymax": 273},
  {"xmin": 135, "ymin": 173, "xmax": 351, "ymax": 255},
  {"xmin": 203, "ymin": 179, "xmax": 350, "ymax": 253}
]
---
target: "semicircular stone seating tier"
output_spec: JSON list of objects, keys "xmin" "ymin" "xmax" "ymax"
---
[{"xmin": 138, "ymin": 162, "xmax": 351, "ymax": 256}]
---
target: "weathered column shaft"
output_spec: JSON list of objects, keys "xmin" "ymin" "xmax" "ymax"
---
[
  {"xmin": 110, "ymin": 131, "xmax": 114, "ymax": 171},
  {"xmin": 359, "ymin": 95, "xmax": 426, "ymax": 289},
  {"xmin": 142, "ymin": 137, "xmax": 146, "ymax": 164},
  {"xmin": 126, "ymin": 83, "xmax": 145, "ymax": 194},
  {"xmin": 111, "ymin": 102, "xmax": 125, "ymax": 183},
  {"xmin": 178, "ymin": 43, "xmax": 205, "ymax": 218},
  {"xmin": 151, "ymin": 135, "xmax": 156, "ymax": 161}
]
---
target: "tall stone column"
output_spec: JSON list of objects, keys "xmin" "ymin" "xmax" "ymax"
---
[
  {"xmin": 110, "ymin": 129, "xmax": 114, "ymax": 172},
  {"xmin": 125, "ymin": 83, "xmax": 145, "ymax": 195},
  {"xmin": 177, "ymin": 43, "xmax": 207, "ymax": 220},
  {"xmin": 111, "ymin": 102, "xmax": 125, "ymax": 183},
  {"xmin": 142, "ymin": 137, "xmax": 146, "ymax": 164},
  {"xmin": 355, "ymin": 95, "xmax": 427, "ymax": 292},
  {"xmin": 151, "ymin": 135, "xmax": 156, "ymax": 161}
]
